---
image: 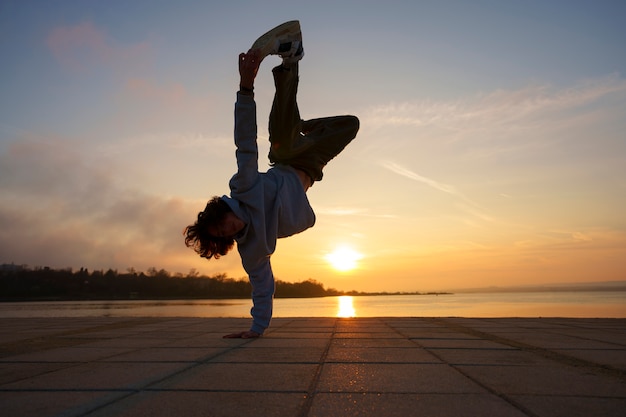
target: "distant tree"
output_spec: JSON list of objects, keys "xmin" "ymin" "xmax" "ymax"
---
[{"xmin": 0, "ymin": 266, "xmax": 349, "ymax": 300}]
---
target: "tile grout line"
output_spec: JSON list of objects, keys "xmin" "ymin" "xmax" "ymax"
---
[
  {"xmin": 71, "ymin": 328, "xmax": 261, "ymax": 416},
  {"xmin": 296, "ymin": 318, "xmax": 338, "ymax": 417},
  {"xmin": 430, "ymin": 317, "xmax": 626, "ymax": 379},
  {"xmin": 0, "ymin": 318, "xmax": 167, "ymax": 359},
  {"xmin": 391, "ymin": 318, "xmax": 541, "ymax": 417}
]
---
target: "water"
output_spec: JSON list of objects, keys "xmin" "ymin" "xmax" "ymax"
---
[{"xmin": 1, "ymin": 291, "xmax": 625, "ymax": 318}]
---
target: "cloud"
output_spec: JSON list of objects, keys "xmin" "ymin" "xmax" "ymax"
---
[
  {"xmin": 365, "ymin": 74, "xmax": 626, "ymax": 132},
  {"xmin": 378, "ymin": 160, "xmax": 494, "ymax": 223},
  {"xmin": 0, "ymin": 137, "xmax": 200, "ymax": 272},
  {"xmin": 514, "ymin": 228, "xmax": 626, "ymax": 254},
  {"xmin": 358, "ymin": 74, "xmax": 626, "ymax": 166},
  {"xmin": 380, "ymin": 160, "xmax": 459, "ymax": 195},
  {"xmin": 46, "ymin": 21, "xmax": 151, "ymax": 73},
  {"xmin": 357, "ymin": 74, "xmax": 626, "ymax": 202}
]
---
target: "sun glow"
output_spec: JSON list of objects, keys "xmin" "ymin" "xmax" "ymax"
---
[{"xmin": 325, "ymin": 246, "xmax": 363, "ymax": 272}]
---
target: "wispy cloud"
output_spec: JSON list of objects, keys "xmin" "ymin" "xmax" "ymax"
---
[
  {"xmin": 358, "ymin": 75, "xmax": 626, "ymax": 191},
  {"xmin": 380, "ymin": 160, "xmax": 459, "ymax": 195},
  {"xmin": 379, "ymin": 160, "xmax": 494, "ymax": 223},
  {"xmin": 360, "ymin": 75, "xmax": 626, "ymax": 169},
  {"xmin": 366, "ymin": 75, "xmax": 626, "ymax": 131}
]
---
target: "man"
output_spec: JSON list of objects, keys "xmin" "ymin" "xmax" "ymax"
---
[{"xmin": 185, "ymin": 21, "xmax": 359, "ymax": 338}]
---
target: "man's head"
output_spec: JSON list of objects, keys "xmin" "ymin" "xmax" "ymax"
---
[{"xmin": 184, "ymin": 196, "xmax": 236, "ymax": 259}]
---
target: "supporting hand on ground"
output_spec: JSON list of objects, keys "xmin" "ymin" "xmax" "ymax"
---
[{"xmin": 223, "ymin": 330, "xmax": 261, "ymax": 339}]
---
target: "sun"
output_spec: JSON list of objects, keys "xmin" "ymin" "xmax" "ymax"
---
[{"xmin": 325, "ymin": 246, "xmax": 363, "ymax": 272}]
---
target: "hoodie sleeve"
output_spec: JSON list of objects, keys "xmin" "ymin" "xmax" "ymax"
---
[
  {"xmin": 246, "ymin": 257, "xmax": 275, "ymax": 335},
  {"xmin": 229, "ymin": 92, "xmax": 259, "ymax": 196}
]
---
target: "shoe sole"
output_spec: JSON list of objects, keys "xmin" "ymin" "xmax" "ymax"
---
[{"xmin": 251, "ymin": 20, "xmax": 301, "ymax": 59}]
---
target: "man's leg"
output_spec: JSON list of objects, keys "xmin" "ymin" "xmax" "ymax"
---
[
  {"xmin": 267, "ymin": 63, "xmax": 306, "ymax": 162},
  {"xmin": 286, "ymin": 115, "xmax": 360, "ymax": 181},
  {"xmin": 264, "ymin": 38, "xmax": 359, "ymax": 182}
]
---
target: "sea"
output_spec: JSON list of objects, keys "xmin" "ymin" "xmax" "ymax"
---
[{"xmin": 1, "ymin": 291, "xmax": 625, "ymax": 319}]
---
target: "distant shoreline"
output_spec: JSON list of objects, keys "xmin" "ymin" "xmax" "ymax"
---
[
  {"xmin": 451, "ymin": 284, "xmax": 626, "ymax": 294},
  {"xmin": 2, "ymin": 264, "xmax": 624, "ymax": 301},
  {"xmin": 3, "ymin": 286, "xmax": 626, "ymax": 303},
  {"xmin": 0, "ymin": 292, "xmax": 455, "ymax": 303}
]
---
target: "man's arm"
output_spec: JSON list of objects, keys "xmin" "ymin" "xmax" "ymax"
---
[
  {"xmin": 223, "ymin": 257, "xmax": 273, "ymax": 339},
  {"xmin": 229, "ymin": 50, "xmax": 263, "ymax": 195},
  {"xmin": 223, "ymin": 51, "xmax": 270, "ymax": 339}
]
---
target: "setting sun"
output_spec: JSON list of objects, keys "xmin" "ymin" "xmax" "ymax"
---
[{"xmin": 325, "ymin": 246, "xmax": 363, "ymax": 272}]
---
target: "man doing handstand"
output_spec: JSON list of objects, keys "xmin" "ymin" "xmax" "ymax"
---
[{"xmin": 184, "ymin": 21, "xmax": 359, "ymax": 338}]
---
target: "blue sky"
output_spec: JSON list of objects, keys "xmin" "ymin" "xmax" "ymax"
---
[{"xmin": 1, "ymin": 0, "xmax": 625, "ymax": 291}]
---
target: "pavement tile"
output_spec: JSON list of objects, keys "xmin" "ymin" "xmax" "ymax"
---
[
  {"xmin": 78, "ymin": 337, "xmax": 177, "ymax": 349},
  {"xmin": 265, "ymin": 331, "xmax": 333, "ymax": 339},
  {"xmin": 317, "ymin": 363, "xmax": 485, "ymax": 393},
  {"xmin": 0, "ymin": 391, "xmax": 131, "ymax": 417},
  {"xmin": 554, "ymin": 330, "xmax": 626, "ymax": 345},
  {"xmin": 488, "ymin": 332, "xmax": 621, "ymax": 349},
  {"xmin": 395, "ymin": 330, "xmax": 480, "ymax": 339},
  {"xmin": 331, "ymin": 338, "xmax": 417, "ymax": 348},
  {"xmin": 275, "ymin": 324, "xmax": 336, "ymax": 332},
  {"xmin": 326, "ymin": 346, "xmax": 441, "ymax": 363},
  {"xmin": 275, "ymin": 318, "xmax": 337, "ymax": 326},
  {"xmin": 4, "ymin": 346, "xmax": 131, "ymax": 362},
  {"xmin": 456, "ymin": 364, "xmax": 626, "ymax": 396},
  {"xmin": 212, "ymin": 346, "xmax": 326, "ymax": 363},
  {"xmin": 1, "ymin": 317, "xmax": 624, "ymax": 417},
  {"xmin": 248, "ymin": 337, "xmax": 330, "ymax": 349},
  {"xmin": 0, "ymin": 362, "xmax": 68, "ymax": 385},
  {"xmin": 334, "ymin": 332, "xmax": 403, "ymax": 339},
  {"xmin": 84, "ymin": 391, "xmax": 307, "ymax": 417},
  {"xmin": 335, "ymin": 323, "xmax": 394, "ymax": 333},
  {"xmin": 335, "ymin": 326, "xmax": 392, "ymax": 332},
  {"xmin": 101, "ymin": 347, "xmax": 228, "ymax": 362},
  {"xmin": 153, "ymin": 363, "xmax": 317, "ymax": 392},
  {"xmin": 510, "ymin": 394, "xmax": 626, "ymax": 417},
  {"xmin": 382, "ymin": 319, "xmax": 440, "ymax": 328},
  {"xmin": 426, "ymin": 347, "xmax": 554, "ymax": 366},
  {"xmin": 553, "ymin": 348, "xmax": 626, "ymax": 370},
  {"xmin": 308, "ymin": 393, "xmax": 528, "ymax": 417},
  {"xmin": 158, "ymin": 334, "xmax": 249, "ymax": 348},
  {"xmin": 273, "ymin": 327, "xmax": 337, "ymax": 333},
  {"xmin": 2, "ymin": 361, "xmax": 192, "ymax": 390},
  {"xmin": 416, "ymin": 338, "xmax": 515, "ymax": 349}
]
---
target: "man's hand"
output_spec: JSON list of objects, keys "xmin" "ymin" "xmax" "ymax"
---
[
  {"xmin": 239, "ymin": 49, "xmax": 261, "ymax": 91},
  {"xmin": 223, "ymin": 330, "xmax": 261, "ymax": 339}
]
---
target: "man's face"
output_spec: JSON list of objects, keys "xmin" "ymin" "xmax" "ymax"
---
[{"xmin": 208, "ymin": 212, "xmax": 243, "ymax": 239}]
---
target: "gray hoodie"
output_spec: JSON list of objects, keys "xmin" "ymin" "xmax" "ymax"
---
[{"xmin": 221, "ymin": 92, "xmax": 316, "ymax": 334}]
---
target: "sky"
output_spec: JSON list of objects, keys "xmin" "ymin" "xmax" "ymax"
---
[{"xmin": 1, "ymin": 0, "xmax": 625, "ymax": 292}]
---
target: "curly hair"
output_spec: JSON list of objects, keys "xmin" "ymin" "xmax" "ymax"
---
[{"xmin": 184, "ymin": 196, "xmax": 235, "ymax": 259}]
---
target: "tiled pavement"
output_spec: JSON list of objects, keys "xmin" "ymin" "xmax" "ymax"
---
[{"xmin": 0, "ymin": 317, "xmax": 624, "ymax": 416}]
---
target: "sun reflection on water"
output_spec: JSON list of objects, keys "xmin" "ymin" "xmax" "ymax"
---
[{"xmin": 337, "ymin": 296, "xmax": 356, "ymax": 318}]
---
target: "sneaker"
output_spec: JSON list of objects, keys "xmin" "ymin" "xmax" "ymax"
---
[
  {"xmin": 281, "ymin": 41, "xmax": 304, "ymax": 66},
  {"xmin": 251, "ymin": 20, "xmax": 304, "ymax": 63}
]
